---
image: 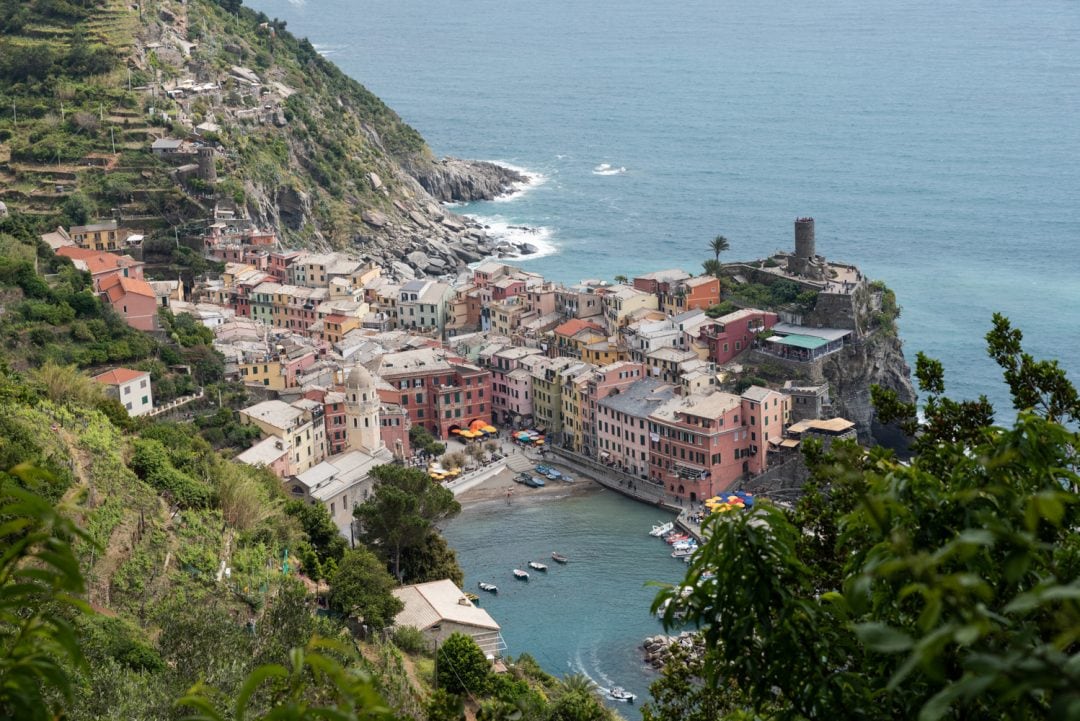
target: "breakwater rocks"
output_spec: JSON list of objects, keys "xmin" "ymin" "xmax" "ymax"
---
[
  {"xmin": 405, "ymin": 157, "xmax": 528, "ymax": 203},
  {"xmin": 642, "ymin": 632, "xmax": 705, "ymax": 669}
]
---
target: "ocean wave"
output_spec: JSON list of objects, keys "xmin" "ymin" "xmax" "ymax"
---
[
  {"xmin": 481, "ymin": 160, "xmax": 548, "ymax": 202},
  {"xmin": 465, "ymin": 214, "xmax": 559, "ymax": 262},
  {"xmin": 311, "ymin": 43, "xmax": 342, "ymax": 57},
  {"xmin": 592, "ymin": 163, "xmax": 627, "ymax": 176}
]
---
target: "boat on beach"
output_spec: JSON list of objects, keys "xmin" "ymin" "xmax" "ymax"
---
[
  {"xmin": 513, "ymin": 569, "xmax": 530, "ymax": 581},
  {"xmin": 478, "ymin": 582, "xmax": 498, "ymax": 593},
  {"xmin": 551, "ymin": 552, "xmax": 569, "ymax": 564},
  {"xmin": 650, "ymin": 521, "xmax": 674, "ymax": 537},
  {"xmin": 524, "ymin": 475, "xmax": 546, "ymax": 488},
  {"xmin": 608, "ymin": 687, "xmax": 636, "ymax": 703}
]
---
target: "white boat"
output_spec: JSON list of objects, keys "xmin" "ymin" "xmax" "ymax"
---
[
  {"xmin": 478, "ymin": 582, "xmax": 498, "ymax": 593},
  {"xmin": 672, "ymin": 539, "xmax": 696, "ymax": 551},
  {"xmin": 528, "ymin": 561, "xmax": 548, "ymax": 572},
  {"xmin": 650, "ymin": 521, "xmax": 674, "ymax": 537},
  {"xmin": 513, "ymin": 569, "xmax": 530, "ymax": 581},
  {"xmin": 609, "ymin": 687, "xmax": 636, "ymax": 703},
  {"xmin": 671, "ymin": 546, "xmax": 697, "ymax": 559}
]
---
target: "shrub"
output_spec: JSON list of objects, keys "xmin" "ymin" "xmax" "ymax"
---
[
  {"xmin": 436, "ymin": 633, "xmax": 490, "ymax": 696},
  {"xmin": 391, "ymin": 625, "xmax": 430, "ymax": 656}
]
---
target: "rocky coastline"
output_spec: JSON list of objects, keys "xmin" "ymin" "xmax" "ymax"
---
[{"xmin": 642, "ymin": 632, "xmax": 705, "ymax": 670}]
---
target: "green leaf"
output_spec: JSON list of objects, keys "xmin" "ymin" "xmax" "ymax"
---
[
  {"xmin": 855, "ymin": 622, "xmax": 913, "ymax": 654},
  {"xmin": 235, "ymin": 664, "xmax": 288, "ymax": 720}
]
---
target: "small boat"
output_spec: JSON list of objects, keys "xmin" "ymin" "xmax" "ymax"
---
[
  {"xmin": 513, "ymin": 472, "xmax": 531, "ymax": 484},
  {"xmin": 478, "ymin": 582, "xmax": 498, "ymax": 593},
  {"xmin": 671, "ymin": 546, "xmax": 697, "ymax": 559},
  {"xmin": 465, "ymin": 592, "xmax": 480, "ymax": 604},
  {"xmin": 534, "ymin": 464, "xmax": 551, "ymax": 474},
  {"xmin": 609, "ymin": 687, "xmax": 636, "ymax": 703},
  {"xmin": 528, "ymin": 561, "xmax": 547, "ymax": 572},
  {"xmin": 650, "ymin": 521, "xmax": 674, "ymax": 537},
  {"xmin": 525, "ymin": 475, "xmax": 546, "ymax": 488},
  {"xmin": 672, "ymin": 539, "xmax": 696, "ymax": 551},
  {"xmin": 665, "ymin": 533, "xmax": 689, "ymax": 545},
  {"xmin": 543, "ymin": 468, "xmax": 563, "ymax": 480},
  {"xmin": 551, "ymin": 552, "xmax": 569, "ymax": 564},
  {"xmin": 513, "ymin": 569, "xmax": 530, "ymax": 581}
]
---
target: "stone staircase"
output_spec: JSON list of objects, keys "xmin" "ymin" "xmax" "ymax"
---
[{"xmin": 504, "ymin": 453, "xmax": 535, "ymax": 474}]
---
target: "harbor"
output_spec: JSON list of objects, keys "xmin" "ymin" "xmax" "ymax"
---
[{"xmin": 442, "ymin": 477, "xmax": 686, "ymax": 716}]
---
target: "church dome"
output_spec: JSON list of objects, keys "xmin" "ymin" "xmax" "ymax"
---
[{"xmin": 345, "ymin": 364, "xmax": 375, "ymax": 390}]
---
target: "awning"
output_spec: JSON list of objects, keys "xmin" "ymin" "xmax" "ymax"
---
[{"xmin": 779, "ymin": 438, "xmax": 801, "ymax": 448}]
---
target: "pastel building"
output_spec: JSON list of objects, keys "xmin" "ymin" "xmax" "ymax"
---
[
  {"xmin": 596, "ymin": 377, "xmax": 675, "ymax": 478},
  {"xmin": 92, "ymin": 368, "xmax": 153, "ymax": 417},
  {"xmin": 648, "ymin": 386, "xmax": 789, "ymax": 500}
]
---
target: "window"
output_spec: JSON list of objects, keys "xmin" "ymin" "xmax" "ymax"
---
[
  {"xmin": 141, "ymin": 396, "xmax": 148, "ymax": 405},
  {"xmin": 123, "ymin": 386, "xmax": 131, "ymax": 395},
  {"xmin": 125, "ymin": 402, "xmax": 132, "ymax": 410},
  {"xmin": 140, "ymin": 379, "xmax": 147, "ymax": 388}
]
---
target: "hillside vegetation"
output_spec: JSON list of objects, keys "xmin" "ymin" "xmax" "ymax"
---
[{"xmin": 0, "ymin": 0, "xmax": 478, "ymax": 251}]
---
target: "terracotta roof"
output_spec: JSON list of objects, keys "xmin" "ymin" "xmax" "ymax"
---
[
  {"xmin": 92, "ymin": 368, "xmax": 148, "ymax": 385},
  {"xmin": 99, "ymin": 274, "xmax": 155, "ymax": 302},
  {"xmin": 56, "ymin": 247, "xmax": 142, "ymax": 276},
  {"xmin": 553, "ymin": 318, "xmax": 603, "ymax": 337}
]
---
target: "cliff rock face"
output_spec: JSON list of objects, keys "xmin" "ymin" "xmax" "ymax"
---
[
  {"xmin": 820, "ymin": 332, "xmax": 915, "ymax": 449},
  {"xmin": 404, "ymin": 157, "xmax": 526, "ymax": 203}
]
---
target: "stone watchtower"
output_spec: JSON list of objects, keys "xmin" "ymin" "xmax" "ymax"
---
[
  {"xmin": 786, "ymin": 217, "xmax": 826, "ymax": 280},
  {"xmin": 344, "ymin": 364, "xmax": 383, "ymax": 454},
  {"xmin": 196, "ymin": 146, "xmax": 217, "ymax": 184}
]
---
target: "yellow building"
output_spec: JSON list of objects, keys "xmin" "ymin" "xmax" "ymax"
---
[
  {"xmin": 70, "ymin": 220, "xmax": 133, "ymax": 251},
  {"xmin": 238, "ymin": 359, "xmax": 285, "ymax": 391}
]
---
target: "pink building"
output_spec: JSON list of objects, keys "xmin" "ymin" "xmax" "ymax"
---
[
  {"xmin": 379, "ymin": 404, "xmax": 411, "ymax": 459},
  {"xmin": 596, "ymin": 378, "xmax": 675, "ymax": 478},
  {"xmin": 697, "ymin": 309, "xmax": 779, "ymax": 365},
  {"xmin": 488, "ymin": 346, "xmax": 543, "ymax": 425},
  {"xmin": 648, "ymin": 386, "xmax": 789, "ymax": 500},
  {"xmin": 579, "ymin": 361, "xmax": 647, "ymax": 458},
  {"xmin": 305, "ymin": 388, "xmax": 349, "ymax": 456},
  {"xmin": 491, "ymin": 277, "xmax": 526, "ymax": 302},
  {"xmin": 99, "ymin": 274, "xmax": 158, "ymax": 331},
  {"xmin": 526, "ymin": 285, "xmax": 557, "ymax": 316}
]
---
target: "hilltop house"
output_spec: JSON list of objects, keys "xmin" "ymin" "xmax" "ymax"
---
[
  {"xmin": 392, "ymin": 580, "xmax": 506, "ymax": 658},
  {"xmin": 92, "ymin": 368, "xmax": 153, "ymax": 417}
]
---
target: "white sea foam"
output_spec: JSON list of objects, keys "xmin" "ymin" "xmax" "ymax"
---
[
  {"xmin": 311, "ymin": 43, "xmax": 342, "ymax": 57},
  {"xmin": 481, "ymin": 160, "xmax": 548, "ymax": 202},
  {"xmin": 465, "ymin": 214, "xmax": 558, "ymax": 262},
  {"xmin": 592, "ymin": 163, "xmax": 627, "ymax": 176}
]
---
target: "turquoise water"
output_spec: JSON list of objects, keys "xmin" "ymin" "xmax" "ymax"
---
[
  {"xmin": 251, "ymin": 0, "xmax": 1080, "ymax": 413},
  {"xmin": 244, "ymin": 0, "xmax": 1080, "ymax": 706},
  {"xmin": 440, "ymin": 487, "xmax": 682, "ymax": 715}
]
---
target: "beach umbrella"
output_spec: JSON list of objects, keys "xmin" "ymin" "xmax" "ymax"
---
[{"xmin": 482, "ymin": 425, "xmax": 497, "ymax": 433}]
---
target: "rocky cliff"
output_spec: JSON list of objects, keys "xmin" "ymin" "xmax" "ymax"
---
[
  {"xmin": 820, "ymin": 332, "xmax": 915, "ymax": 450},
  {"xmin": 403, "ymin": 157, "xmax": 527, "ymax": 203}
]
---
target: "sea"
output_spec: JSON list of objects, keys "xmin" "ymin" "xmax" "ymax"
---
[
  {"xmin": 440, "ymin": 487, "xmax": 684, "ymax": 715},
  {"xmin": 248, "ymin": 0, "xmax": 1080, "ymax": 709}
]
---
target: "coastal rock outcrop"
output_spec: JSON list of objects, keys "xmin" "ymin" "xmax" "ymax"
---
[
  {"xmin": 642, "ymin": 632, "xmax": 706, "ymax": 669},
  {"xmin": 404, "ymin": 157, "xmax": 527, "ymax": 203}
]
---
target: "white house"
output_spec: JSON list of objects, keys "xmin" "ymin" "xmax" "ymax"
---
[
  {"xmin": 92, "ymin": 368, "xmax": 153, "ymax": 416},
  {"xmin": 392, "ymin": 580, "xmax": 506, "ymax": 658}
]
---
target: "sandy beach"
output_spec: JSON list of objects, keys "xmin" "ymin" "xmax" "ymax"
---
[{"xmin": 454, "ymin": 462, "xmax": 599, "ymax": 507}]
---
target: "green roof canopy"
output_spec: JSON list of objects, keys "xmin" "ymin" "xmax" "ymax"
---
[{"xmin": 766, "ymin": 334, "xmax": 830, "ymax": 350}]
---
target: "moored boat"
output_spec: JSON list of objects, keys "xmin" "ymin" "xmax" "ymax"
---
[
  {"xmin": 551, "ymin": 552, "xmax": 569, "ymax": 564},
  {"xmin": 513, "ymin": 569, "xmax": 530, "ymax": 580},
  {"xmin": 528, "ymin": 561, "xmax": 548, "ymax": 572},
  {"xmin": 650, "ymin": 521, "xmax": 674, "ymax": 537},
  {"xmin": 671, "ymin": 546, "xmax": 697, "ymax": 559},
  {"xmin": 478, "ymin": 582, "xmax": 498, "ymax": 593},
  {"xmin": 665, "ymin": 533, "xmax": 689, "ymax": 545}
]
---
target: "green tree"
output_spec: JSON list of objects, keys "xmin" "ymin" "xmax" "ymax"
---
[
  {"xmin": 397, "ymin": 531, "xmax": 465, "ymax": 588},
  {"xmin": 285, "ymin": 500, "xmax": 348, "ymax": 564},
  {"xmin": 641, "ymin": 646, "xmax": 730, "ymax": 721},
  {"xmin": 709, "ymin": 234, "xmax": 730, "ymax": 262},
  {"xmin": 613, "ymin": 275, "xmax": 628, "ymax": 285},
  {"xmin": 548, "ymin": 690, "xmax": 609, "ymax": 721},
  {"xmin": 0, "ymin": 475, "xmax": 91, "ymax": 721},
  {"xmin": 701, "ymin": 259, "xmax": 722, "ymax": 279},
  {"xmin": 436, "ymin": 632, "xmax": 490, "ymax": 696},
  {"xmin": 327, "ymin": 548, "xmax": 403, "ymax": 629},
  {"xmin": 354, "ymin": 465, "xmax": 461, "ymax": 582},
  {"xmin": 654, "ymin": 316, "xmax": 1080, "ymax": 720},
  {"xmin": 61, "ymin": 192, "xmax": 96, "ymax": 226}
]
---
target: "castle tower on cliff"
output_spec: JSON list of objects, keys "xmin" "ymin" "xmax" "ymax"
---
[
  {"xmin": 344, "ymin": 364, "xmax": 382, "ymax": 454},
  {"xmin": 196, "ymin": 146, "xmax": 217, "ymax": 184},
  {"xmin": 786, "ymin": 217, "xmax": 827, "ymax": 280}
]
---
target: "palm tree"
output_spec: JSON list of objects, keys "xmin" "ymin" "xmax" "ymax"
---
[
  {"xmin": 702, "ymin": 259, "xmax": 722, "ymax": 279},
  {"xmin": 710, "ymin": 234, "xmax": 730, "ymax": 262},
  {"xmin": 559, "ymin": 673, "xmax": 596, "ymax": 697}
]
